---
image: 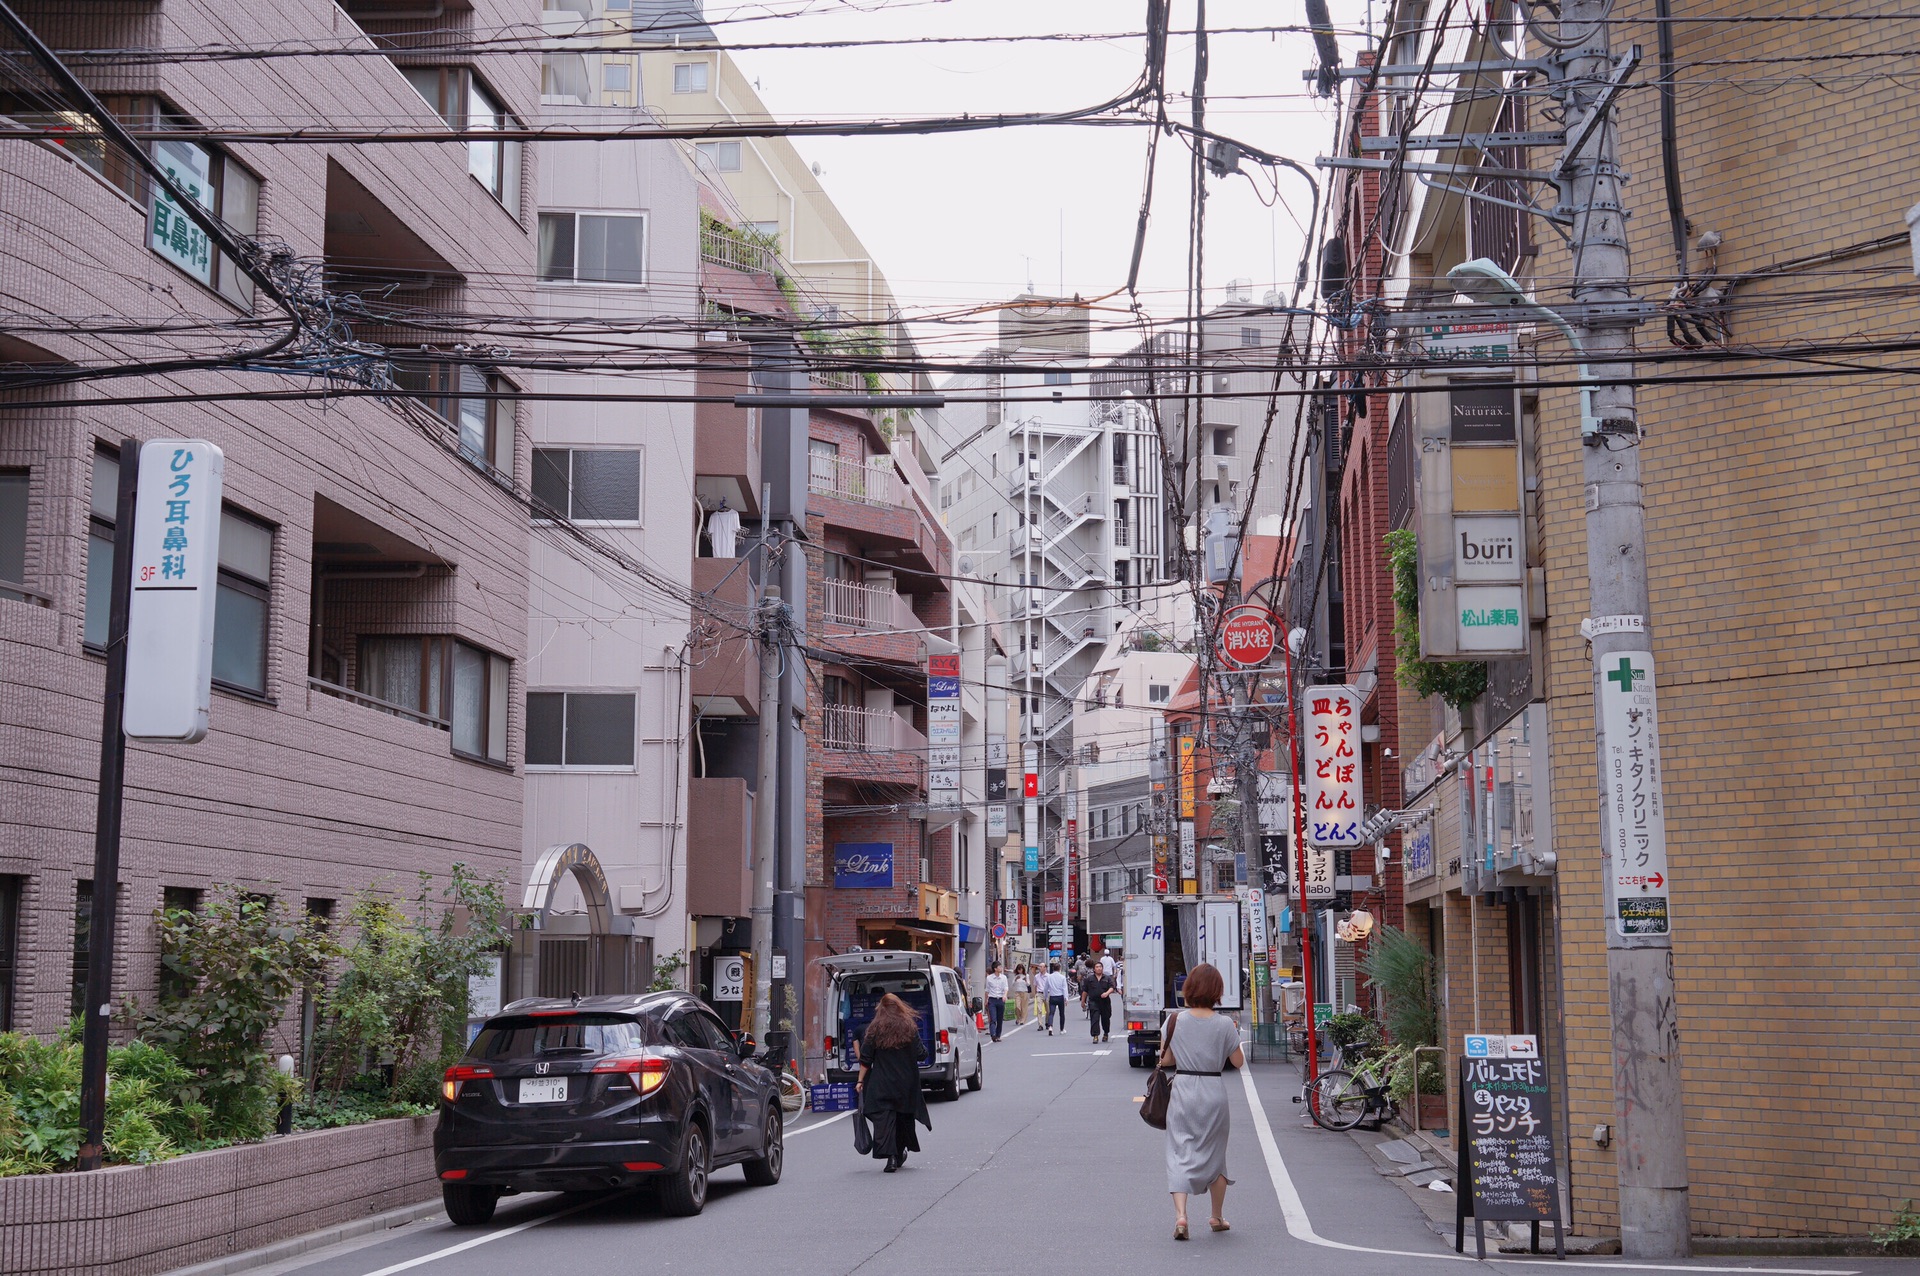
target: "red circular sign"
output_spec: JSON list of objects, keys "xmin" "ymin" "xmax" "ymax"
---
[{"xmin": 1217, "ymin": 605, "xmax": 1278, "ymax": 669}]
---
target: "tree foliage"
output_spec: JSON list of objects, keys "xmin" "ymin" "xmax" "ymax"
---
[
  {"xmin": 310, "ymin": 865, "xmax": 509, "ymax": 1107},
  {"xmin": 1356, "ymin": 925, "xmax": 1439, "ymax": 1047},
  {"xmin": 1385, "ymin": 528, "xmax": 1490, "ymax": 711},
  {"xmin": 142, "ymin": 889, "xmax": 336, "ymax": 1140}
]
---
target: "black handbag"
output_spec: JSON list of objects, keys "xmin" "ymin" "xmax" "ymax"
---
[
  {"xmin": 1139, "ymin": 1012, "xmax": 1179, "ymax": 1130},
  {"xmin": 852, "ymin": 1108, "xmax": 873, "ymax": 1155}
]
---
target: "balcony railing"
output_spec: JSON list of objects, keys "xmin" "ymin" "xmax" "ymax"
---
[
  {"xmin": 700, "ymin": 224, "xmax": 777, "ymax": 276},
  {"xmin": 822, "ymin": 703, "xmax": 926, "ymax": 753},
  {"xmin": 809, "ymin": 453, "xmax": 904, "ymax": 508},
  {"xmin": 823, "ymin": 578, "xmax": 923, "ymax": 634},
  {"xmin": 309, "ymin": 677, "xmax": 450, "ymax": 730}
]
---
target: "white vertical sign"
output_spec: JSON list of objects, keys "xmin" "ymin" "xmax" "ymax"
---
[
  {"xmin": 1601, "ymin": 650, "xmax": 1671, "ymax": 937},
  {"xmin": 1201, "ymin": 899, "xmax": 1241, "ymax": 1008},
  {"xmin": 1303, "ymin": 684, "xmax": 1364, "ymax": 848},
  {"xmin": 124, "ymin": 440, "xmax": 224, "ymax": 742},
  {"xmin": 1179, "ymin": 821, "xmax": 1196, "ymax": 878}
]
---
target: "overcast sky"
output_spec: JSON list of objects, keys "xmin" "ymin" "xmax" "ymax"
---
[{"xmin": 721, "ymin": 0, "xmax": 1371, "ymax": 354}]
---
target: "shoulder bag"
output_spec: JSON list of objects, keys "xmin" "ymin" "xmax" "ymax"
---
[{"xmin": 1138, "ymin": 1012, "xmax": 1180, "ymax": 1130}]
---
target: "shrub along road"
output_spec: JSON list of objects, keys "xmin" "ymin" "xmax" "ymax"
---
[{"xmin": 246, "ymin": 1005, "xmax": 1877, "ymax": 1276}]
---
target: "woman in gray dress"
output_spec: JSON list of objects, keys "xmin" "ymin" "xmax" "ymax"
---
[{"xmin": 1161, "ymin": 962, "xmax": 1246, "ymax": 1240}]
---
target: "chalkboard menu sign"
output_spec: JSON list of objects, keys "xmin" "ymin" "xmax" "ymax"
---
[{"xmin": 1455, "ymin": 1054, "xmax": 1564, "ymax": 1258}]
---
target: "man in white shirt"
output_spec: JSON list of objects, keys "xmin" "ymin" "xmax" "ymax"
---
[
  {"xmin": 1099, "ymin": 950, "xmax": 1116, "ymax": 979},
  {"xmin": 1043, "ymin": 961, "xmax": 1069, "ymax": 1036},
  {"xmin": 983, "ymin": 963, "xmax": 1009, "ymax": 1041}
]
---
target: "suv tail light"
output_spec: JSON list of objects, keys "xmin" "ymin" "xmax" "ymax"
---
[
  {"xmin": 592, "ymin": 1053, "xmax": 670, "ymax": 1096},
  {"xmin": 442, "ymin": 1064, "xmax": 493, "ymax": 1102},
  {"xmin": 824, "ymin": 1035, "xmax": 835, "ymax": 1055}
]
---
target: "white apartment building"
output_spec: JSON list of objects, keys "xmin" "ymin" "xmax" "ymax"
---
[{"xmin": 519, "ymin": 111, "xmax": 703, "ymax": 994}]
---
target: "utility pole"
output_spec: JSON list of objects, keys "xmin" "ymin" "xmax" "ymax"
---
[
  {"xmin": 750, "ymin": 584, "xmax": 782, "ymax": 1042},
  {"xmin": 1559, "ymin": 0, "xmax": 1691, "ymax": 1254},
  {"xmin": 76, "ymin": 437, "xmax": 139, "ymax": 1172}
]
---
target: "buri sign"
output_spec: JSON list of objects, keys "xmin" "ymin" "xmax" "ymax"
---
[{"xmin": 1216, "ymin": 605, "xmax": 1278, "ymax": 669}]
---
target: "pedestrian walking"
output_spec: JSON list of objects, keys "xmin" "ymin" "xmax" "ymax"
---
[
  {"xmin": 1100, "ymin": 949, "xmax": 1116, "ymax": 980},
  {"xmin": 1043, "ymin": 960, "xmax": 1068, "ymax": 1035},
  {"xmin": 1083, "ymin": 964, "xmax": 1115, "ymax": 1042},
  {"xmin": 1161, "ymin": 963, "xmax": 1245, "ymax": 1241},
  {"xmin": 1011, "ymin": 964, "xmax": 1032, "ymax": 1024},
  {"xmin": 856, "ymin": 993, "xmax": 932, "ymax": 1173},
  {"xmin": 984, "ymin": 963, "xmax": 1008, "ymax": 1042}
]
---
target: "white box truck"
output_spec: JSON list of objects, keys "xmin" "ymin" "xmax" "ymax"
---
[{"xmin": 1120, "ymin": 894, "xmax": 1243, "ymax": 1066}]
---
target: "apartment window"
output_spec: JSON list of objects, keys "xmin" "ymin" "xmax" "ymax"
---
[
  {"xmin": 403, "ymin": 67, "xmax": 521, "ymax": 209},
  {"xmin": 1043, "ymin": 368, "xmax": 1071, "ymax": 386},
  {"xmin": 212, "ymin": 509, "xmax": 272, "ymax": 695},
  {"xmin": 357, "ymin": 636, "xmax": 510, "ymax": 762},
  {"xmin": 392, "ymin": 361, "xmax": 517, "ymax": 476},
  {"xmin": 939, "ymin": 482, "xmax": 951, "ymax": 510},
  {"xmin": 157, "ymin": 886, "xmax": 202, "ymax": 1001},
  {"xmin": 960, "ymin": 527, "xmax": 976, "ymax": 550},
  {"xmin": 749, "ymin": 220, "xmax": 779, "ymax": 239},
  {"xmin": 84, "ymin": 449, "xmax": 119, "ymax": 648},
  {"xmin": 0, "ymin": 875, "xmax": 17, "ymax": 1030},
  {"xmin": 695, "ymin": 141, "xmax": 742, "ymax": 172},
  {"xmin": 1100, "ymin": 809, "xmax": 1111, "ymax": 839},
  {"xmin": 533, "ymin": 448, "xmax": 641, "ymax": 522},
  {"xmin": 1213, "ymin": 428, "xmax": 1236, "ymax": 457},
  {"xmin": 1241, "ymin": 326, "xmax": 1261, "ymax": 347},
  {"xmin": 603, "ymin": 61, "xmax": 633, "ymax": 93},
  {"xmin": 526, "ymin": 691, "xmax": 635, "ymax": 767},
  {"xmin": 673, "ymin": 62, "xmax": 709, "ymax": 93},
  {"xmin": 0, "ymin": 469, "xmax": 26, "ymax": 599},
  {"xmin": 1148, "ymin": 683, "xmax": 1171, "ymax": 704},
  {"xmin": 539, "ymin": 212, "xmax": 646, "ymax": 285},
  {"xmin": 70, "ymin": 879, "xmax": 91, "ymax": 1020},
  {"xmin": 807, "ymin": 438, "xmax": 839, "ymax": 490}
]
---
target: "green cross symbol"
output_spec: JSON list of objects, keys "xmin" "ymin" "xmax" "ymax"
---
[{"xmin": 1606, "ymin": 658, "xmax": 1644, "ymax": 692}]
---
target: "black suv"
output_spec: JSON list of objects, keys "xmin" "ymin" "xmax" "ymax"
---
[{"xmin": 434, "ymin": 992, "xmax": 783, "ymax": 1223}]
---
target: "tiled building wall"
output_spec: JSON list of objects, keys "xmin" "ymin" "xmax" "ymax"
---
[
  {"xmin": 0, "ymin": 0, "xmax": 537, "ymax": 1035},
  {"xmin": 1531, "ymin": 0, "xmax": 1920, "ymax": 1236}
]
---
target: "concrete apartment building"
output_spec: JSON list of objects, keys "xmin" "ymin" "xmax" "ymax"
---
[
  {"xmin": 0, "ymin": 1, "xmax": 537, "ymax": 1036},
  {"xmin": 932, "ymin": 297, "xmax": 1176, "ymax": 952},
  {"xmin": 1326, "ymin": 0, "xmax": 1920, "ymax": 1239},
  {"xmin": 1075, "ymin": 631, "xmax": 1195, "ymax": 943}
]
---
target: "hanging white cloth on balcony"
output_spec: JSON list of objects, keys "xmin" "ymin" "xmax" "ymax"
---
[{"xmin": 706, "ymin": 502, "xmax": 740, "ymax": 558}]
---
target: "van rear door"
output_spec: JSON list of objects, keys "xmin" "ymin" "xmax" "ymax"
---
[
  {"xmin": 813, "ymin": 951, "xmax": 937, "ymax": 1074},
  {"xmin": 1121, "ymin": 898, "xmax": 1164, "ymax": 1024}
]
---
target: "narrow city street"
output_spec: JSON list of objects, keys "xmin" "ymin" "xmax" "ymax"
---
[{"xmin": 240, "ymin": 1009, "xmax": 1895, "ymax": 1276}]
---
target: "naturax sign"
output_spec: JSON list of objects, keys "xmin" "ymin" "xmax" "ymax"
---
[{"xmin": 1414, "ymin": 376, "xmax": 1530, "ymax": 657}]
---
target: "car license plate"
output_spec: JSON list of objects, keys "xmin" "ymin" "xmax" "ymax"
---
[{"xmin": 518, "ymin": 1077, "xmax": 568, "ymax": 1104}]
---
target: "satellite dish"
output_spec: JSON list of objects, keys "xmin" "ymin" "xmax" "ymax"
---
[{"xmin": 959, "ymin": 557, "xmax": 974, "ymax": 575}]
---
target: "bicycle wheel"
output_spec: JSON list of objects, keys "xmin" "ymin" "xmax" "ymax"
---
[{"xmin": 1309, "ymin": 1069, "xmax": 1369, "ymax": 1131}]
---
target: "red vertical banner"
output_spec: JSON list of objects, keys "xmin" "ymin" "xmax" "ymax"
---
[{"xmin": 1066, "ymin": 818, "xmax": 1079, "ymax": 915}]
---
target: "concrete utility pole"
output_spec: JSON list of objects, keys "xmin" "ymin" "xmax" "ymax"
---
[
  {"xmin": 1558, "ymin": 0, "xmax": 1692, "ymax": 1254},
  {"xmin": 750, "ymin": 584, "xmax": 782, "ymax": 1042}
]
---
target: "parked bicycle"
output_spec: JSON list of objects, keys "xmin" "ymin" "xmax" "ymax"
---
[{"xmin": 1305, "ymin": 1041, "xmax": 1400, "ymax": 1132}]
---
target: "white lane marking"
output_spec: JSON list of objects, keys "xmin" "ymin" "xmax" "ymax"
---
[
  {"xmin": 1236, "ymin": 1067, "xmax": 1856, "ymax": 1276},
  {"xmin": 789, "ymin": 1109, "xmax": 854, "ymax": 1135},
  {"xmin": 357, "ymin": 1193, "xmax": 606, "ymax": 1276},
  {"xmin": 1031, "ymin": 1050, "xmax": 1111, "ymax": 1057}
]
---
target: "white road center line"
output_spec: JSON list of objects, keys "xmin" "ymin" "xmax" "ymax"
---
[
  {"xmin": 789, "ymin": 1109, "xmax": 853, "ymax": 1135},
  {"xmin": 356, "ymin": 1193, "xmax": 606, "ymax": 1276},
  {"xmin": 1235, "ymin": 1067, "xmax": 1856, "ymax": 1276},
  {"xmin": 1031, "ymin": 1049, "xmax": 1110, "ymax": 1056}
]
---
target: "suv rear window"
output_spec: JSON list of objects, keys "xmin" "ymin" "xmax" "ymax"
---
[{"xmin": 469, "ymin": 1013, "xmax": 645, "ymax": 1060}]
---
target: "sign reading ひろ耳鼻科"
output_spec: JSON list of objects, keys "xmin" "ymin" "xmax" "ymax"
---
[
  {"xmin": 124, "ymin": 440, "xmax": 226, "ymax": 742},
  {"xmin": 832, "ymin": 842, "xmax": 894, "ymax": 888}
]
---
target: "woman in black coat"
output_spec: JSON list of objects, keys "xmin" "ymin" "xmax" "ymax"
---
[{"xmin": 856, "ymin": 993, "xmax": 932, "ymax": 1172}]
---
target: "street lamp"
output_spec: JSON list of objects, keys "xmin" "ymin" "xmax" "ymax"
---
[{"xmin": 1445, "ymin": 257, "xmax": 1601, "ymax": 439}]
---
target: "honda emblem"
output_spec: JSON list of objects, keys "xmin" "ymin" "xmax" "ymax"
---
[{"xmin": 534, "ymin": 1061, "xmax": 550, "ymax": 1075}]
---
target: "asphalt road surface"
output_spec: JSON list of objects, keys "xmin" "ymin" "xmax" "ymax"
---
[{"xmin": 243, "ymin": 1004, "xmax": 1909, "ymax": 1276}]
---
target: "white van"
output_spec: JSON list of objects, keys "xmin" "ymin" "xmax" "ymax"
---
[{"xmin": 814, "ymin": 950, "xmax": 985, "ymax": 1100}]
